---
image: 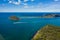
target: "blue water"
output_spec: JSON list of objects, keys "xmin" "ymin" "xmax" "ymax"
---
[{"xmin": 0, "ymin": 13, "xmax": 60, "ymax": 40}]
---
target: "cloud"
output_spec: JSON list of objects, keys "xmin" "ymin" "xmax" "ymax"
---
[
  {"xmin": 0, "ymin": 1, "xmax": 60, "ymax": 12},
  {"xmin": 23, "ymin": 3, "xmax": 28, "ymax": 5},
  {"xmin": 31, "ymin": 0, "xmax": 35, "ymax": 2},
  {"xmin": 24, "ymin": 0, "xmax": 29, "ymax": 2},
  {"xmin": 54, "ymin": 0, "xmax": 59, "ymax": 2},
  {"xmin": 44, "ymin": 2, "xmax": 60, "ymax": 10},
  {"xmin": 24, "ymin": 5, "xmax": 29, "ymax": 8},
  {"xmin": 12, "ymin": 2, "xmax": 20, "ymax": 5},
  {"xmin": 9, "ymin": 1, "xmax": 12, "ymax": 3},
  {"xmin": 18, "ymin": 0, "xmax": 21, "ymax": 2},
  {"xmin": 8, "ymin": 0, "xmax": 21, "ymax": 5}
]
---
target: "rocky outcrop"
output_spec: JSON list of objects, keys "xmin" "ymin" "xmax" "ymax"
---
[
  {"xmin": 32, "ymin": 25, "xmax": 60, "ymax": 40},
  {"xmin": 9, "ymin": 16, "xmax": 20, "ymax": 22},
  {"xmin": 41, "ymin": 14, "xmax": 60, "ymax": 18}
]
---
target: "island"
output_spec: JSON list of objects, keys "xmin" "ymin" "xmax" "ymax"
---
[
  {"xmin": 9, "ymin": 16, "xmax": 20, "ymax": 22},
  {"xmin": 32, "ymin": 25, "xmax": 60, "ymax": 40},
  {"xmin": 38, "ymin": 14, "xmax": 60, "ymax": 18}
]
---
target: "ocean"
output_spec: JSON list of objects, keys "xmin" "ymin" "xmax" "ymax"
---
[{"xmin": 0, "ymin": 12, "xmax": 60, "ymax": 40}]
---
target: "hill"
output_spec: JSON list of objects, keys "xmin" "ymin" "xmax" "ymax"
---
[{"xmin": 32, "ymin": 25, "xmax": 60, "ymax": 40}]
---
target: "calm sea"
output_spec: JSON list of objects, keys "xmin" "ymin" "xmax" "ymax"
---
[{"xmin": 0, "ymin": 12, "xmax": 60, "ymax": 40}]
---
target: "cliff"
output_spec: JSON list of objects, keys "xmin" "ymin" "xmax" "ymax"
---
[{"xmin": 32, "ymin": 25, "xmax": 60, "ymax": 40}]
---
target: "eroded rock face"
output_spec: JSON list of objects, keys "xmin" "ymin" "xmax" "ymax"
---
[
  {"xmin": 9, "ymin": 16, "xmax": 20, "ymax": 22},
  {"xmin": 32, "ymin": 25, "xmax": 60, "ymax": 40}
]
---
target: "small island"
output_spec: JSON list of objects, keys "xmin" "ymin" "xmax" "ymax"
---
[
  {"xmin": 38, "ymin": 14, "xmax": 60, "ymax": 18},
  {"xmin": 32, "ymin": 25, "xmax": 60, "ymax": 40},
  {"xmin": 9, "ymin": 16, "xmax": 20, "ymax": 22}
]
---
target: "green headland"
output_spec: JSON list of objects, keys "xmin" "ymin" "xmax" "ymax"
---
[{"xmin": 32, "ymin": 25, "xmax": 60, "ymax": 40}]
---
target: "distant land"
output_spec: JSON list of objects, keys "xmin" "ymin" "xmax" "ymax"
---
[
  {"xmin": 32, "ymin": 25, "xmax": 60, "ymax": 40},
  {"xmin": 41, "ymin": 14, "xmax": 60, "ymax": 18},
  {"xmin": 36, "ymin": 13, "xmax": 60, "ymax": 18}
]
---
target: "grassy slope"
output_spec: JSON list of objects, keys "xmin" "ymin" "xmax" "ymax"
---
[{"xmin": 32, "ymin": 25, "xmax": 60, "ymax": 40}]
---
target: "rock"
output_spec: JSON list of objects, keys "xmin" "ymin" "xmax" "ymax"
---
[
  {"xmin": 41, "ymin": 14, "xmax": 54, "ymax": 18},
  {"xmin": 54, "ymin": 14, "xmax": 60, "ymax": 17},
  {"xmin": 42, "ymin": 14, "xmax": 60, "ymax": 18},
  {"xmin": 32, "ymin": 25, "xmax": 60, "ymax": 40},
  {"xmin": 9, "ymin": 16, "xmax": 20, "ymax": 22}
]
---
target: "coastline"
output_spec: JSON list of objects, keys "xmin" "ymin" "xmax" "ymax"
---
[{"xmin": 32, "ymin": 24, "xmax": 60, "ymax": 40}]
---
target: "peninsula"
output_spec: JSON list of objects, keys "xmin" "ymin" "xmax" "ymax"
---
[{"xmin": 32, "ymin": 25, "xmax": 60, "ymax": 40}]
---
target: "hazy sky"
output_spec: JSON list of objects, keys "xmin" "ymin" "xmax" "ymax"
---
[{"xmin": 0, "ymin": 0, "xmax": 60, "ymax": 12}]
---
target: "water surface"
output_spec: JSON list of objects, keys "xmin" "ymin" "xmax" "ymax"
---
[{"xmin": 0, "ymin": 13, "xmax": 60, "ymax": 40}]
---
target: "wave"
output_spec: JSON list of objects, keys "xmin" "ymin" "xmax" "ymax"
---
[{"xmin": 13, "ymin": 22, "xmax": 28, "ymax": 24}]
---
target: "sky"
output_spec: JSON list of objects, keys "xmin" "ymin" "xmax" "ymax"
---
[{"xmin": 0, "ymin": 0, "xmax": 60, "ymax": 12}]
